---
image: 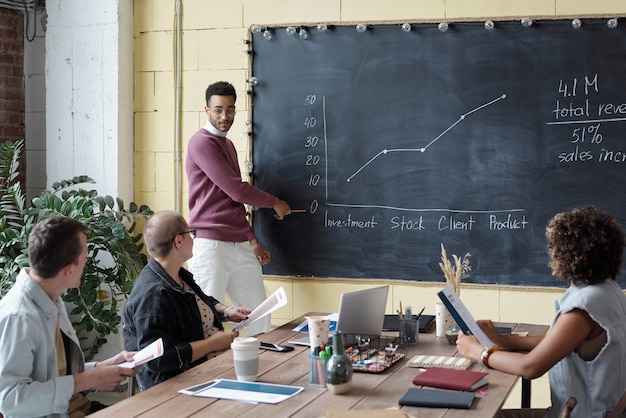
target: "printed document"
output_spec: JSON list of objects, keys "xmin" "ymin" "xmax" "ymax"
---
[
  {"xmin": 119, "ymin": 337, "xmax": 164, "ymax": 368},
  {"xmin": 179, "ymin": 378, "xmax": 303, "ymax": 404},
  {"xmin": 233, "ymin": 287, "xmax": 287, "ymax": 333},
  {"xmin": 437, "ymin": 286, "xmax": 495, "ymax": 347}
]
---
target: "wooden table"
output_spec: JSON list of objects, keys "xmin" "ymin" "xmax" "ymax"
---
[{"xmin": 91, "ymin": 315, "xmax": 548, "ymax": 418}]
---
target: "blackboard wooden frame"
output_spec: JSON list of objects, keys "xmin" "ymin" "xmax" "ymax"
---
[{"xmin": 250, "ymin": 17, "xmax": 626, "ymax": 287}]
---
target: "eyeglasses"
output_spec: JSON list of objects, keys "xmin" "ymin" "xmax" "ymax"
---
[
  {"xmin": 208, "ymin": 107, "xmax": 236, "ymax": 117},
  {"xmin": 173, "ymin": 229, "xmax": 196, "ymax": 241}
]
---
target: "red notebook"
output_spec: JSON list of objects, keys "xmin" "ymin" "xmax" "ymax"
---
[{"xmin": 412, "ymin": 367, "xmax": 488, "ymax": 392}]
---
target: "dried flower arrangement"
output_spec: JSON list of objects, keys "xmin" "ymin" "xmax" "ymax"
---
[{"xmin": 439, "ymin": 243, "xmax": 471, "ymax": 295}]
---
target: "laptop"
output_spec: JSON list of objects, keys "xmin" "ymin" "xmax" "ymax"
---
[{"xmin": 288, "ymin": 285, "xmax": 390, "ymax": 346}]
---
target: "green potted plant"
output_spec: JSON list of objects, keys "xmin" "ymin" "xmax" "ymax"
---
[{"xmin": 0, "ymin": 139, "xmax": 153, "ymax": 360}]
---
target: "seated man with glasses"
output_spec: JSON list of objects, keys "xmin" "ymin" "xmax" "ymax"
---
[{"xmin": 122, "ymin": 210, "xmax": 252, "ymax": 391}]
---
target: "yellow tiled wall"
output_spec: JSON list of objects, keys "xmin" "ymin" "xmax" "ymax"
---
[{"xmin": 133, "ymin": 0, "xmax": 625, "ymax": 408}]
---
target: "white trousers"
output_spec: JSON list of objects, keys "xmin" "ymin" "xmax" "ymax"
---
[{"xmin": 188, "ymin": 238, "xmax": 270, "ymax": 337}]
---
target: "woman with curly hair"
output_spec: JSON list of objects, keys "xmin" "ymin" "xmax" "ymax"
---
[{"xmin": 457, "ymin": 206, "xmax": 626, "ymax": 418}]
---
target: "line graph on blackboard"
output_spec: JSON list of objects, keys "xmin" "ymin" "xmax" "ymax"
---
[
  {"xmin": 346, "ymin": 94, "xmax": 507, "ymax": 183},
  {"xmin": 310, "ymin": 93, "xmax": 523, "ymax": 214}
]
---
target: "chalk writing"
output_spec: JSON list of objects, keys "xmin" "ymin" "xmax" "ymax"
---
[
  {"xmin": 391, "ymin": 216, "xmax": 425, "ymax": 231},
  {"xmin": 325, "ymin": 213, "xmax": 378, "ymax": 229},
  {"xmin": 549, "ymin": 74, "xmax": 625, "ymax": 165}
]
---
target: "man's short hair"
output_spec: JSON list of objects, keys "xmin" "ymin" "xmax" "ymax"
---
[
  {"xmin": 28, "ymin": 216, "xmax": 90, "ymax": 278},
  {"xmin": 143, "ymin": 210, "xmax": 188, "ymax": 259},
  {"xmin": 205, "ymin": 81, "xmax": 236, "ymax": 105}
]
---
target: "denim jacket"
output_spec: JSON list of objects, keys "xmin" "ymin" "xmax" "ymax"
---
[{"xmin": 122, "ymin": 258, "xmax": 224, "ymax": 390}]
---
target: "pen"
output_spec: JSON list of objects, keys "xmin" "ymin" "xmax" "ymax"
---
[
  {"xmin": 416, "ymin": 306, "xmax": 425, "ymax": 319},
  {"xmin": 363, "ymin": 359, "xmax": 390, "ymax": 366},
  {"xmin": 317, "ymin": 358, "xmax": 324, "ymax": 384},
  {"xmin": 310, "ymin": 350, "xmax": 318, "ymax": 383}
]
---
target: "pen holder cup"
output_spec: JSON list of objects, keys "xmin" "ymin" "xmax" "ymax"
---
[
  {"xmin": 309, "ymin": 355, "xmax": 328, "ymax": 387},
  {"xmin": 399, "ymin": 318, "xmax": 419, "ymax": 345}
]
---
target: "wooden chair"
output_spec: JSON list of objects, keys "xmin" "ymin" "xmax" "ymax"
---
[
  {"xmin": 607, "ymin": 389, "xmax": 626, "ymax": 418},
  {"xmin": 127, "ymin": 375, "xmax": 139, "ymax": 397},
  {"xmin": 557, "ymin": 396, "xmax": 577, "ymax": 418}
]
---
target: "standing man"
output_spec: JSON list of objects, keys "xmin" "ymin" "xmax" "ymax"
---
[
  {"xmin": 186, "ymin": 81, "xmax": 291, "ymax": 337},
  {"xmin": 0, "ymin": 216, "xmax": 136, "ymax": 417}
]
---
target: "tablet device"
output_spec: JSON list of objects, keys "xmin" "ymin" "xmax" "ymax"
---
[{"xmin": 382, "ymin": 314, "xmax": 435, "ymax": 333}]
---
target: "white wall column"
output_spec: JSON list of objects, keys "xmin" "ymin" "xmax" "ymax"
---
[
  {"xmin": 45, "ymin": 0, "xmax": 133, "ymax": 201},
  {"xmin": 45, "ymin": 0, "xmax": 133, "ymax": 359}
]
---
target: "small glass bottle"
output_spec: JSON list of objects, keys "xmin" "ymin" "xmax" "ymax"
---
[{"xmin": 325, "ymin": 331, "xmax": 353, "ymax": 394}]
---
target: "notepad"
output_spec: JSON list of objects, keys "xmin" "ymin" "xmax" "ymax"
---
[
  {"xmin": 412, "ymin": 367, "xmax": 488, "ymax": 392},
  {"xmin": 398, "ymin": 387, "xmax": 475, "ymax": 409},
  {"xmin": 406, "ymin": 354, "xmax": 473, "ymax": 370}
]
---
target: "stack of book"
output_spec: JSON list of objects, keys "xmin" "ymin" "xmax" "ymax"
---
[
  {"xmin": 411, "ymin": 367, "xmax": 488, "ymax": 391},
  {"xmin": 398, "ymin": 367, "xmax": 489, "ymax": 409}
]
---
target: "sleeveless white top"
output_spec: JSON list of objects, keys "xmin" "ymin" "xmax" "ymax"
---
[{"xmin": 546, "ymin": 280, "xmax": 626, "ymax": 418}]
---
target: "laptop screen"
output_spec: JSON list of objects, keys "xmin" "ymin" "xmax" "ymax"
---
[{"xmin": 335, "ymin": 285, "xmax": 389, "ymax": 336}]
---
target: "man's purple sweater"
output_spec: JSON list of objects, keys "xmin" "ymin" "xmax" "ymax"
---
[{"xmin": 186, "ymin": 127, "xmax": 276, "ymax": 242}]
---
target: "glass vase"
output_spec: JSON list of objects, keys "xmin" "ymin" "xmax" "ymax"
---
[{"xmin": 325, "ymin": 331, "xmax": 353, "ymax": 394}]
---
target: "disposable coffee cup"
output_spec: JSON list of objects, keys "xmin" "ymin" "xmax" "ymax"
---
[
  {"xmin": 306, "ymin": 315, "xmax": 331, "ymax": 352},
  {"xmin": 436, "ymin": 302, "xmax": 454, "ymax": 337},
  {"xmin": 231, "ymin": 337, "xmax": 260, "ymax": 381}
]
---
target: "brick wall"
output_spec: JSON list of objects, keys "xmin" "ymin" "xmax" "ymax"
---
[{"xmin": 0, "ymin": 9, "xmax": 25, "ymax": 183}]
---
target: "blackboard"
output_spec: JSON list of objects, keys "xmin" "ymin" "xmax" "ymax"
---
[{"xmin": 250, "ymin": 18, "xmax": 626, "ymax": 287}]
